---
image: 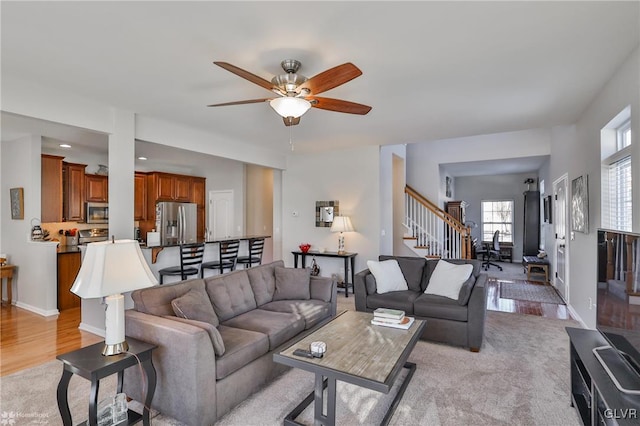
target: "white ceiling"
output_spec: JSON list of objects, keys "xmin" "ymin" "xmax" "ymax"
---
[{"xmin": 2, "ymin": 1, "xmax": 638, "ymax": 175}]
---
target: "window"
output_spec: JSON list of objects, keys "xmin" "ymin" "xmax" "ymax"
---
[
  {"xmin": 481, "ymin": 200, "xmax": 514, "ymax": 243},
  {"xmin": 601, "ymin": 109, "xmax": 632, "ymax": 232}
]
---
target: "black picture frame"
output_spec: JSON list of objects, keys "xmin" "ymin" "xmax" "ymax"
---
[{"xmin": 543, "ymin": 195, "xmax": 552, "ymax": 224}]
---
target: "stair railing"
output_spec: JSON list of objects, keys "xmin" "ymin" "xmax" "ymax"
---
[{"xmin": 404, "ymin": 185, "xmax": 472, "ymax": 259}]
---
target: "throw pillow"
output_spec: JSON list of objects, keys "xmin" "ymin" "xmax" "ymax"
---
[
  {"xmin": 273, "ymin": 267, "xmax": 311, "ymax": 301},
  {"xmin": 166, "ymin": 315, "xmax": 226, "ymax": 356},
  {"xmin": 171, "ymin": 286, "xmax": 219, "ymax": 327},
  {"xmin": 367, "ymin": 259, "xmax": 409, "ymax": 294},
  {"xmin": 379, "ymin": 255, "xmax": 425, "ymax": 292},
  {"xmin": 424, "ymin": 260, "xmax": 473, "ymax": 300}
]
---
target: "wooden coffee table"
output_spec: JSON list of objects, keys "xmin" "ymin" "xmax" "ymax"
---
[{"xmin": 274, "ymin": 310, "xmax": 426, "ymax": 426}]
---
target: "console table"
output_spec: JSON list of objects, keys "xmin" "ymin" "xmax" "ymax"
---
[
  {"xmin": 566, "ymin": 327, "xmax": 640, "ymax": 425},
  {"xmin": 56, "ymin": 337, "xmax": 157, "ymax": 426},
  {"xmin": 292, "ymin": 251, "xmax": 357, "ymax": 298},
  {"xmin": 0, "ymin": 264, "xmax": 16, "ymax": 305}
]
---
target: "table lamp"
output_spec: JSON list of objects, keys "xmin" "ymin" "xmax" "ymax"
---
[
  {"xmin": 71, "ymin": 239, "xmax": 157, "ymax": 356},
  {"xmin": 330, "ymin": 216, "xmax": 354, "ymax": 254}
]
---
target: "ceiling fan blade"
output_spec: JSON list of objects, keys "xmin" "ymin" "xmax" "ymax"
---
[
  {"xmin": 299, "ymin": 63, "xmax": 362, "ymax": 95},
  {"xmin": 309, "ymin": 97, "xmax": 372, "ymax": 115},
  {"xmin": 283, "ymin": 117, "xmax": 300, "ymax": 126},
  {"xmin": 207, "ymin": 98, "xmax": 272, "ymax": 107},
  {"xmin": 214, "ymin": 62, "xmax": 276, "ymax": 92}
]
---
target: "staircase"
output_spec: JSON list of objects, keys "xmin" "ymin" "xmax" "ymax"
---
[{"xmin": 403, "ymin": 185, "xmax": 472, "ymax": 259}]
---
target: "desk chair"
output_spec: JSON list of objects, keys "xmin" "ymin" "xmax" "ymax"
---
[
  {"xmin": 158, "ymin": 243, "xmax": 205, "ymax": 284},
  {"xmin": 481, "ymin": 230, "xmax": 503, "ymax": 271},
  {"xmin": 237, "ymin": 238, "xmax": 265, "ymax": 269},
  {"xmin": 200, "ymin": 239, "xmax": 240, "ymax": 277}
]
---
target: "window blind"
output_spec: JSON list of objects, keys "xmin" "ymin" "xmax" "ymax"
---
[{"xmin": 608, "ymin": 155, "xmax": 632, "ymax": 232}]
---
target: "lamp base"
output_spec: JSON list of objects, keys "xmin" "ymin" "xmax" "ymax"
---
[{"xmin": 102, "ymin": 340, "xmax": 129, "ymax": 356}]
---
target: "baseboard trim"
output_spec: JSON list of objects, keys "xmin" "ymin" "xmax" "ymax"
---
[
  {"xmin": 78, "ymin": 322, "xmax": 105, "ymax": 337},
  {"xmin": 566, "ymin": 303, "xmax": 587, "ymax": 328},
  {"xmin": 14, "ymin": 301, "xmax": 59, "ymax": 317}
]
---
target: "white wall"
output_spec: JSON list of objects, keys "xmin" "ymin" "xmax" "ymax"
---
[
  {"xmin": 379, "ymin": 144, "xmax": 410, "ymax": 255},
  {"xmin": 551, "ymin": 47, "xmax": 640, "ymax": 327},
  {"xmin": 406, "ymin": 128, "xmax": 552, "ymax": 206},
  {"xmin": 282, "ymin": 146, "xmax": 380, "ymax": 279}
]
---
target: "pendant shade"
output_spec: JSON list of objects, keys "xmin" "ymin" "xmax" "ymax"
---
[{"xmin": 269, "ymin": 97, "xmax": 312, "ymax": 118}]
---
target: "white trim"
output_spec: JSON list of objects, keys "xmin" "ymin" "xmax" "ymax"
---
[
  {"xmin": 566, "ymin": 303, "xmax": 587, "ymax": 329},
  {"xmin": 14, "ymin": 301, "xmax": 59, "ymax": 317},
  {"xmin": 78, "ymin": 322, "xmax": 106, "ymax": 337}
]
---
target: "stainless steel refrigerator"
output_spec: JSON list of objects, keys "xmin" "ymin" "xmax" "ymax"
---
[{"xmin": 155, "ymin": 202, "xmax": 197, "ymax": 245}]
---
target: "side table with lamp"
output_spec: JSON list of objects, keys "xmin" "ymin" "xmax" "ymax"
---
[
  {"xmin": 56, "ymin": 238, "xmax": 158, "ymax": 426},
  {"xmin": 0, "ymin": 254, "xmax": 15, "ymax": 306}
]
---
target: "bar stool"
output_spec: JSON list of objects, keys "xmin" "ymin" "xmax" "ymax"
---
[
  {"xmin": 200, "ymin": 239, "xmax": 240, "ymax": 277},
  {"xmin": 158, "ymin": 243, "xmax": 205, "ymax": 284},
  {"xmin": 237, "ymin": 238, "xmax": 265, "ymax": 269}
]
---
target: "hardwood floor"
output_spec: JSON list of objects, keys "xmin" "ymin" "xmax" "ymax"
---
[
  {"xmin": 0, "ymin": 274, "xmax": 572, "ymax": 377},
  {"xmin": 487, "ymin": 276, "xmax": 573, "ymax": 320},
  {"xmin": 0, "ymin": 305, "xmax": 102, "ymax": 376}
]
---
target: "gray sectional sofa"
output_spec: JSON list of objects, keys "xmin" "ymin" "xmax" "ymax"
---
[
  {"xmin": 123, "ymin": 260, "xmax": 336, "ymax": 426},
  {"xmin": 355, "ymin": 256, "xmax": 487, "ymax": 352}
]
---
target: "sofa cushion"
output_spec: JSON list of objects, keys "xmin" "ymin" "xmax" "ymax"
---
[
  {"xmin": 422, "ymin": 259, "xmax": 482, "ymax": 292},
  {"xmin": 171, "ymin": 286, "xmax": 219, "ymax": 327},
  {"xmin": 205, "ymin": 270, "xmax": 257, "ymax": 321},
  {"xmin": 215, "ymin": 325, "xmax": 269, "ymax": 380},
  {"xmin": 310, "ymin": 276, "xmax": 333, "ymax": 302},
  {"xmin": 457, "ymin": 275, "xmax": 476, "ymax": 306},
  {"xmin": 247, "ymin": 260, "xmax": 284, "ymax": 306},
  {"xmin": 379, "ymin": 255, "xmax": 425, "ymax": 292},
  {"xmin": 164, "ymin": 315, "xmax": 225, "ymax": 356},
  {"xmin": 367, "ymin": 260, "xmax": 408, "ymax": 294},
  {"xmin": 414, "ymin": 293, "xmax": 468, "ymax": 322},
  {"xmin": 273, "ymin": 267, "xmax": 311, "ymax": 301},
  {"xmin": 424, "ymin": 260, "xmax": 473, "ymax": 300},
  {"xmin": 221, "ymin": 309, "xmax": 305, "ymax": 350},
  {"xmin": 260, "ymin": 300, "xmax": 331, "ymax": 329},
  {"xmin": 131, "ymin": 278, "xmax": 205, "ymax": 317},
  {"xmin": 365, "ymin": 290, "xmax": 419, "ymax": 314}
]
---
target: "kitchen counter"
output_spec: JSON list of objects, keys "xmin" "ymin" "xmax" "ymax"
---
[
  {"xmin": 141, "ymin": 235, "xmax": 270, "ymax": 264},
  {"xmin": 57, "ymin": 245, "xmax": 83, "ymax": 254}
]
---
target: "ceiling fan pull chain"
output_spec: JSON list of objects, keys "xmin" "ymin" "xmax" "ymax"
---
[{"xmin": 289, "ymin": 119, "xmax": 294, "ymax": 151}]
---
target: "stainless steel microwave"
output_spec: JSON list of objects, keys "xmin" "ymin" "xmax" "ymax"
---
[{"xmin": 86, "ymin": 202, "xmax": 109, "ymax": 223}]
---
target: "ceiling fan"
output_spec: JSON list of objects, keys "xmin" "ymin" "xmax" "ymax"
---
[{"xmin": 208, "ymin": 59, "xmax": 372, "ymax": 126}]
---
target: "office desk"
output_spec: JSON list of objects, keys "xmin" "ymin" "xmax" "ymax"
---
[{"xmin": 292, "ymin": 251, "xmax": 357, "ymax": 298}]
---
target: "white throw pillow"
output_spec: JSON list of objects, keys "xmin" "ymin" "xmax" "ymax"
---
[
  {"xmin": 367, "ymin": 259, "xmax": 409, "ymax": 294},
  {"xmin": 424, "ymin": 260, "xmax": 473, "ymax": 300}
]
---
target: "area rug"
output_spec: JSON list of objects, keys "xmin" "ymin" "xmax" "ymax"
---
[
  {"xmin": 0, "ymin": 311, "xmax": 581, "ymax": 426},
  {"xmin": 500, "ymin": 282, "xmax": 565, "ymax": 304}
]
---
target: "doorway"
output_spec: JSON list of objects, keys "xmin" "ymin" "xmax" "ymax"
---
[
  {"xmin": 209, "ymin": 190, "xmax": 234, "ymax": 239},
  {"xmin": 553, "ymin": 174, "xmax": 569, "ymax": 301}
]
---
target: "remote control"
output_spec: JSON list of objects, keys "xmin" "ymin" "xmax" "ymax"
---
[{"xmin": 293, "ymin": 349, "xmax": 314, "ymax": 358}]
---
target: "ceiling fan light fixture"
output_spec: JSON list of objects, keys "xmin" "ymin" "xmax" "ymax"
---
[{"xmin": 269, "ymin": 97, "xmax": 311, "ymax": 118}]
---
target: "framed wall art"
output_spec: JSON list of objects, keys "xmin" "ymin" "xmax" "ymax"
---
[
  {"xmin": 571, "ymin": 175, "xmax": 588, "ymax": 233},
  {"xmin": 10, "ymin": 187, "xmax": 24, "ymax": 220},
  {"xmin": 315, "ymin": 201, "xmax": 339, "ymax": 227}
]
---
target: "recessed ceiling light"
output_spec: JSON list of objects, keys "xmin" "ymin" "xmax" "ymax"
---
[
  {"xmin": 137, "ymin": 156, "xmax": 147, "ymax": 161},
  {"xmin": 59, "ymin": 144, "xmax": 72, "ymax": 148}
]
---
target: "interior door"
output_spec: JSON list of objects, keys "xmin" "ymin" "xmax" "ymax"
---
[
  {"xmin": 553, "ymin": 175, "xmax": 569, "ymax": 301},
  {"xmin": 209, "ymin": 190, "xmax": 234, "ymax": 240}
]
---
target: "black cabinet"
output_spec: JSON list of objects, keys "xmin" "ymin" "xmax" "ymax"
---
[
  {"xmin": 523, "ymin": 191, "xmax": 540, "ymax": 256},
  {"xmin": 567, "ymin": 327, "xmax": 640, "ymax": 425}
]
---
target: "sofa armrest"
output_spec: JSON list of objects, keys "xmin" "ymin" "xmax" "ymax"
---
[
  {"xmin": 354, "ymin": 269, "xmax": 373, "ymax": 312},
  {"xmin": 124, "ymin": 309, "xmax": 218, "ymax": 426},
  {"xmin": 467, "ymin": 272, "xmax": 488, "ymax": 351},
  {"xmin": 310, "ymin": 275, "xmax": 338, "ymax": 316}
]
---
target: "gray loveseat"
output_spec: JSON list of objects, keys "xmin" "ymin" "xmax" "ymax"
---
[
  {"xmin": 123, "ymin": 260, "xmax": 336, "ymax": 426},
  {"xmin": 355, "ymin": 256, "xmax": 487, "ymax": 352}
]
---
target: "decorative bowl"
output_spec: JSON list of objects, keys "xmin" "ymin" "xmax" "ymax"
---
[{"xmin": 299, "ymin": 243, "xmax": 311, "ymax": 253}]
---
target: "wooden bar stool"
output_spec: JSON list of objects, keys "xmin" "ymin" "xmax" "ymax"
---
[
  {"xmin": 158, "ymin": 243, "xmax": 205, "ymax": 284},
  {"xmin": 200, "ymin": 240, "xmax": 240, "ymax": 277}
]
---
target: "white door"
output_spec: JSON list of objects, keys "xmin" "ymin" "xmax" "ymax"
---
[
  {"xmin": 209, "ymin": 190, "xmax": 234, "ymax": 239},
  {"xmin": 553, "ymin": 175, "xmax": 569, "ymax": 301}
]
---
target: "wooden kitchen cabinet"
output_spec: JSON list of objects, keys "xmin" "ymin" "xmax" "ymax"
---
[
  {"xmin": 152, "ymin": 172, "xmax": 191, "ymax": 202},
  {"xmin": 134, "ymin": 172, "xmax": 147, "ymax": 221},
  {"xmin": 191, "ymin": 177, "xmax": 206, "ymax": 241},
  {"xmin": 57, "ymin": 252, "xmax": 81, "ymax": 310},
  {"xmin": 63, "ymin": 162, "xmax": 86, "ymax": 222},
  {"xmin": 41, "ymin": 154, "xmax": 64, "ymax": 222},
  {"xmin": 85, "ymin": 174, "xmax": 108, "ymax": 202}
]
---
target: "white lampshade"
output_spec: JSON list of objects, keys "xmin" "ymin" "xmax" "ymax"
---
[
  {"xmin": 71, "ymin": 239, "xmax": 157, "ymax": 356},
  {"xmin": 71, "ymin": 239, "xmax": 157, "ymax": 298},
  {"xmin": 330, "ymin": 216, "xmax": 354, "ymax": 233},
  {"xmin": 269, "ymin": 97, "xmax": 312, "ymax": 118}
]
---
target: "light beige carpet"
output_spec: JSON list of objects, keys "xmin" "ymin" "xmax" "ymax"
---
[{"xmin": 0, "ymin": 311, "xmax": 581, "ymax": 426}]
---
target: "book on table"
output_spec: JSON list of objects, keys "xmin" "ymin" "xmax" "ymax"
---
[
  {"xmin": 371, "ymin": 316, "xmax": 415, "ymax": 330},
  {"xmin": 373, "ymin": 308, "xmax": 405, "ymax": 321}
]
